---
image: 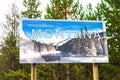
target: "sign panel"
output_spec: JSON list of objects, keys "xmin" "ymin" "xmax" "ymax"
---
[{"xmin": 20, "ymin": 19, "xmax": 108, "ymax": 63}]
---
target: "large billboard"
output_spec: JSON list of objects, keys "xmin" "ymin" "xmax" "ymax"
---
[{"xmin": 20, "ymin": 19, "xmax": 108, "ymax": 63}]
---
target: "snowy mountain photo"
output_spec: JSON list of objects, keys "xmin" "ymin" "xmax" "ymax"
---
[{"xmin": 20, "ymin": 19, "xmax": 108, "ymax": 63}]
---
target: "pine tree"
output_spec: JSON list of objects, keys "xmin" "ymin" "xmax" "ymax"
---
[
  {"xmin": 45, "ymin": 0, "xmax": 82, "ymax": 20},
  {"xmin": 44, "ymin": 0, "xmax": 86, "ymax": 80},
  {"xmin": 0, "ymin": 3, "xmax": 29, "ymax": 80},
  {"xmin": 95, "ymin": 0, "xmax": 120, "ymax": 79},
  {"xmin": 21, "ymin": 0, "xmax": 42, "ymax": 18},
  {"xmin": 102, "ymin": 0, "xmax": 120, "ymax": 62}
]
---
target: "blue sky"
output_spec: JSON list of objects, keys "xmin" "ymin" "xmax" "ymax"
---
[
  {"xmin": 21, "ymin": 19, "xmax": 105, "ymax": 43},
  {"xmin": 22, "ymin": 19, "xmax": 103, "ymax": 32}
]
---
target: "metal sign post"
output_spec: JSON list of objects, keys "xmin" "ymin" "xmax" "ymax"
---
[
  {"xmin": 92, "ymin": 63, "xmax": 99, "ymax": 80},
  {"xmin": 31, "ymin": 64, "xmax": 37, "ymax": 80}
]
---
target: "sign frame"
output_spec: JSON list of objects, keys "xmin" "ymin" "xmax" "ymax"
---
[{"xmin": 20, "ymin": 19, "xmax": 109, "ymax": 63}]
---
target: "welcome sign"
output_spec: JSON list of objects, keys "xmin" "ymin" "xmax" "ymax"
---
[{"xmin": 20, "ymin": 19, "xmax": 108, "ymax": 63}]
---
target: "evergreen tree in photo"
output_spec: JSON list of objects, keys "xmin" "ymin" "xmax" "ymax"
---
[
  {"xmin": 84, "ymin": 3, "xmax": 96, "ymax": 20},
  {"xmin": 44, "ymin": 0, "xmax": 92, "ymax": 80},
  {"xmin": 1, "ymin": 0, "xmax": 120, "ymax": 80},
  {"xmin": 102, "ymin": 0, "xmax": 120, "ymax": 63}
]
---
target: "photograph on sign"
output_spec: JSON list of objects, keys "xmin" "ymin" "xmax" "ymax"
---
[{"xmin": 20, "ymin": 19, "xmax": 108, "ymax": 63}]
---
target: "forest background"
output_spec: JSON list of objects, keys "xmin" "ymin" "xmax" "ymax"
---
[{"xmin": 0, "ymin": 0, "xmax": 120, "ymax": 80}]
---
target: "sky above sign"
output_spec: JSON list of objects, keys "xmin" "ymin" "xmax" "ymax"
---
[
  {"xmin": 0, "ymin": 0, "xmax": 101, "ymax": 37},
  {"xmin": 0, "ymin": 0, "xmax": 101, "ymax": 21}
]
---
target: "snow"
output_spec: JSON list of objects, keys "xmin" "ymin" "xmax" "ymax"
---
[
  {"xmin": 19, "ymin": 27, "xmax": 30, "ymax": 41},
  {"xmin": 19, "ymin": 27, "xmax": 108, "ymax": 63},
  {"xmin": 60, "ymin": 56, "xmax": 109, "ymax": 63},
  {"xmin": 20, "ymin": 47, "xmax": 45, "ymax": 63},
  {"xmin": 20, "ymin": 28, "xmax": 43, "ymax": 63},
  {"xmin": 40, "ymin": 51, "xmax": 61, "ymax": 55},
  {"xmin": 20, "ymin": 28, "xmax": 62, "ymax": 63}
]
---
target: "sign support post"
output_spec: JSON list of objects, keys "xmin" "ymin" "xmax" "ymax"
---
[
  {"xmin": 67, "ymin": 64, "xmax": 70, "ymax": 80},
  {"xmin": 31, "ymin": 64, "xmax": 37, "ymax": 80},
  {"xmin": 20, "ymin": 19, "xmax": 108, "ymax": 80},
  {"xmin": 92, "ymin": 63, "xmax": 99, "ymax": 80}
]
